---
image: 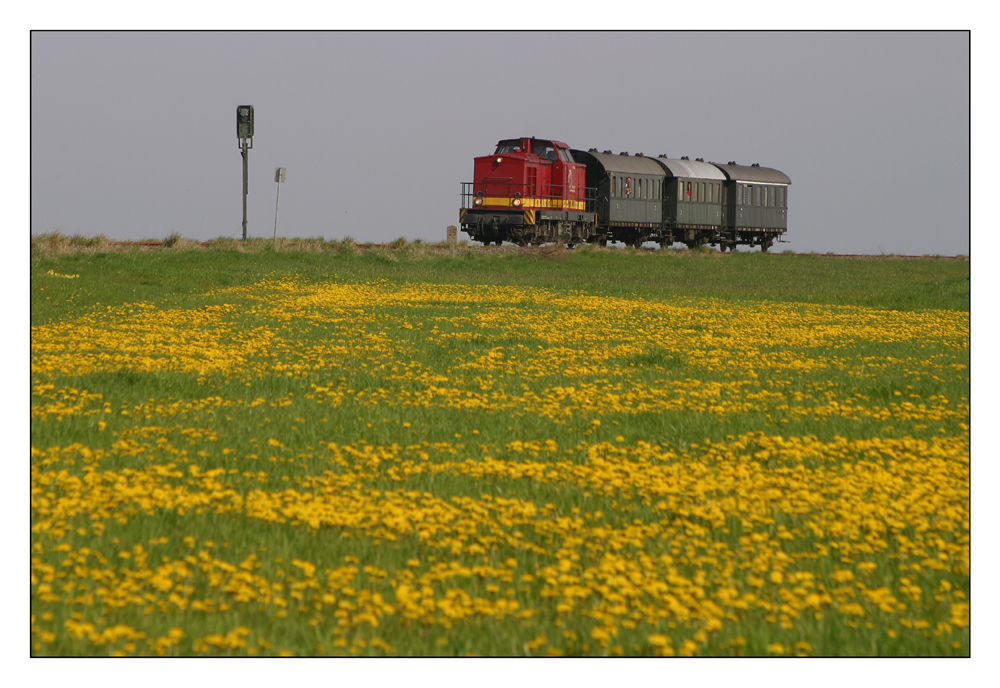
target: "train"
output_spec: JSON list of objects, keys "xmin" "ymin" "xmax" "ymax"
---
[{"xmin": 459, "ymin": 136, "xmax": 790, "ymax": 251}]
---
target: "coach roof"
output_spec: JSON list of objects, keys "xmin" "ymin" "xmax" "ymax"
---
[
  {"xmin": 654, "ymin": 158, "xmax": 727, "ymax": 180},
  {"xmin": 571, "ymin": 150, "xmax": 666, "ymax": 176},
  {"xmin": 710, "ymin": 162, "xmax": 791, "ymax": 185}
]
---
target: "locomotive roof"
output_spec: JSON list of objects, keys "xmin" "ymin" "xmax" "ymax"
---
[
  {"xmin": 654, "ymin": 158, "xmax": 727, "ymax": 180},
  {"xmin": 570, "ymin": 150, "xmax": 666, "ymax": 176},
  {"xmin": 499, "ymin": 137, "xmax": 572, "ymax": 149},
  {"xmin": 710, "ymin": 162, "xmax": 791, "ymax": 185}
]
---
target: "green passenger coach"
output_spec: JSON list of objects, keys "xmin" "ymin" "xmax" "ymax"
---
[
  {"xmin": 570, "ymin": 149, "xmax": 667, "ymax": 248},
  {"xmin": 654, "ymin": 156, "xmax": 727, "ymax": 249},
  {"xmin": 712, "ymin": 162, "xmax": 791, "ymax": 252}
]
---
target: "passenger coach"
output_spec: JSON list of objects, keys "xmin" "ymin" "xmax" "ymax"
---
[
  {"xmin": 712, "ymin": 162, "xmax": 791, "ymax": 252},
  {"xmin": 570, "ymin": 149, "xmax": 666, "ymax": 247},
  {"xmin": 655, "ymin": 156, "xmax": 727, "ymax": 249}
]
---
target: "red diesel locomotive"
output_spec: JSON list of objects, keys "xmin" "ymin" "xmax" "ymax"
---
[
  {"xmin": 458, "ymin": 137, "xmax": 598, "ymax": 247},
  {"xmin": 459, "ymin": 136, "xmax": 791, "ymax": 250}
]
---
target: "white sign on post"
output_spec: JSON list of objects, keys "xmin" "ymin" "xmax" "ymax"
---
[{"xmin": 273, "ymin": 168, "xmax": 287, "ymax": 238}]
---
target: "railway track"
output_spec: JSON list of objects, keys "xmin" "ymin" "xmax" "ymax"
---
[{"xmin": 104, "ymin": 240, "xmax": 964, "ymax": 260}]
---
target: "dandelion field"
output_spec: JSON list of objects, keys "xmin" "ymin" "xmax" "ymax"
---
[{"xmin": 30, "ymin": 243, "xmax": 970, "ymax": 656}]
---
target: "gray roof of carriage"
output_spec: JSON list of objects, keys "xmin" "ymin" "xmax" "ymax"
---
[
  {"xmin": 709, "ymin": 162, "xmax": 791, "ymax": 185},
  {"xmin": 653, "ymin": 157, "xmax": 728, "ymax": 180},
  {"xmin": 570, "ymin": 150, "xmax": 667, "ymax": 176}
]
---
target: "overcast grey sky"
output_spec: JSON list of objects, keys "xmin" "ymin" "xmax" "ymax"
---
[{"xmin": 30, "ymin": 31, "xmax": 969, "ymax": 254}]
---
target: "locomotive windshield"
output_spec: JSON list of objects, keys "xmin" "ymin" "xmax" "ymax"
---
[
  {"xmin": 493, "ymin": 140, "xmax": 575, "ymax": 162},
  {"xmin": 495, "ymin": 140, "xmax": 523, "ymax": 154},
  {"xmin": 533, "ymin": 144, "xmax": 558, "ymax": 161}
]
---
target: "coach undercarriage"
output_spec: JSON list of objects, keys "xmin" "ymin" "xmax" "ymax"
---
[{"xmin": 462, "ymin": 213, "xmax": 784, "ymax": 251}]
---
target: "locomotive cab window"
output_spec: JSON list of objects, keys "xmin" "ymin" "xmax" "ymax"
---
[
  {"xmin": 495, "ymin": 141, "xmax": 522, "ymax": 154},
  {"xmin": 533, "ymin": 144, "xmax": 558, "ymax": 161}
]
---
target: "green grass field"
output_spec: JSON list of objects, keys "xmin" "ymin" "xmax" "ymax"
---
[{"xmin": 30, "ymin": 237, "xmax": 969, "ymax": 656}]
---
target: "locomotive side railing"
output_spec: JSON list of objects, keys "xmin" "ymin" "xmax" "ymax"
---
[{"xmin": 461, "ymin": 182, "xmax": 598, "ymax": 214}]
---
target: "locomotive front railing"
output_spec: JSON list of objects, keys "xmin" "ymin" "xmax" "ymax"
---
[{"xmin": 461, "ymin": 182, "xmax": 598, "ymax": 214}]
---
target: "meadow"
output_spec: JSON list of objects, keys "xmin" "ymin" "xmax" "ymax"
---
[{"xmin": 30, "ymin": 237, "xmax": 970, "ymax": 656}]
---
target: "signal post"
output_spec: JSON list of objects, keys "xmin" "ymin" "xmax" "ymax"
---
[{"xmin": 237, "ymin": 105, "xmax": 254, "ymax": 240}]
